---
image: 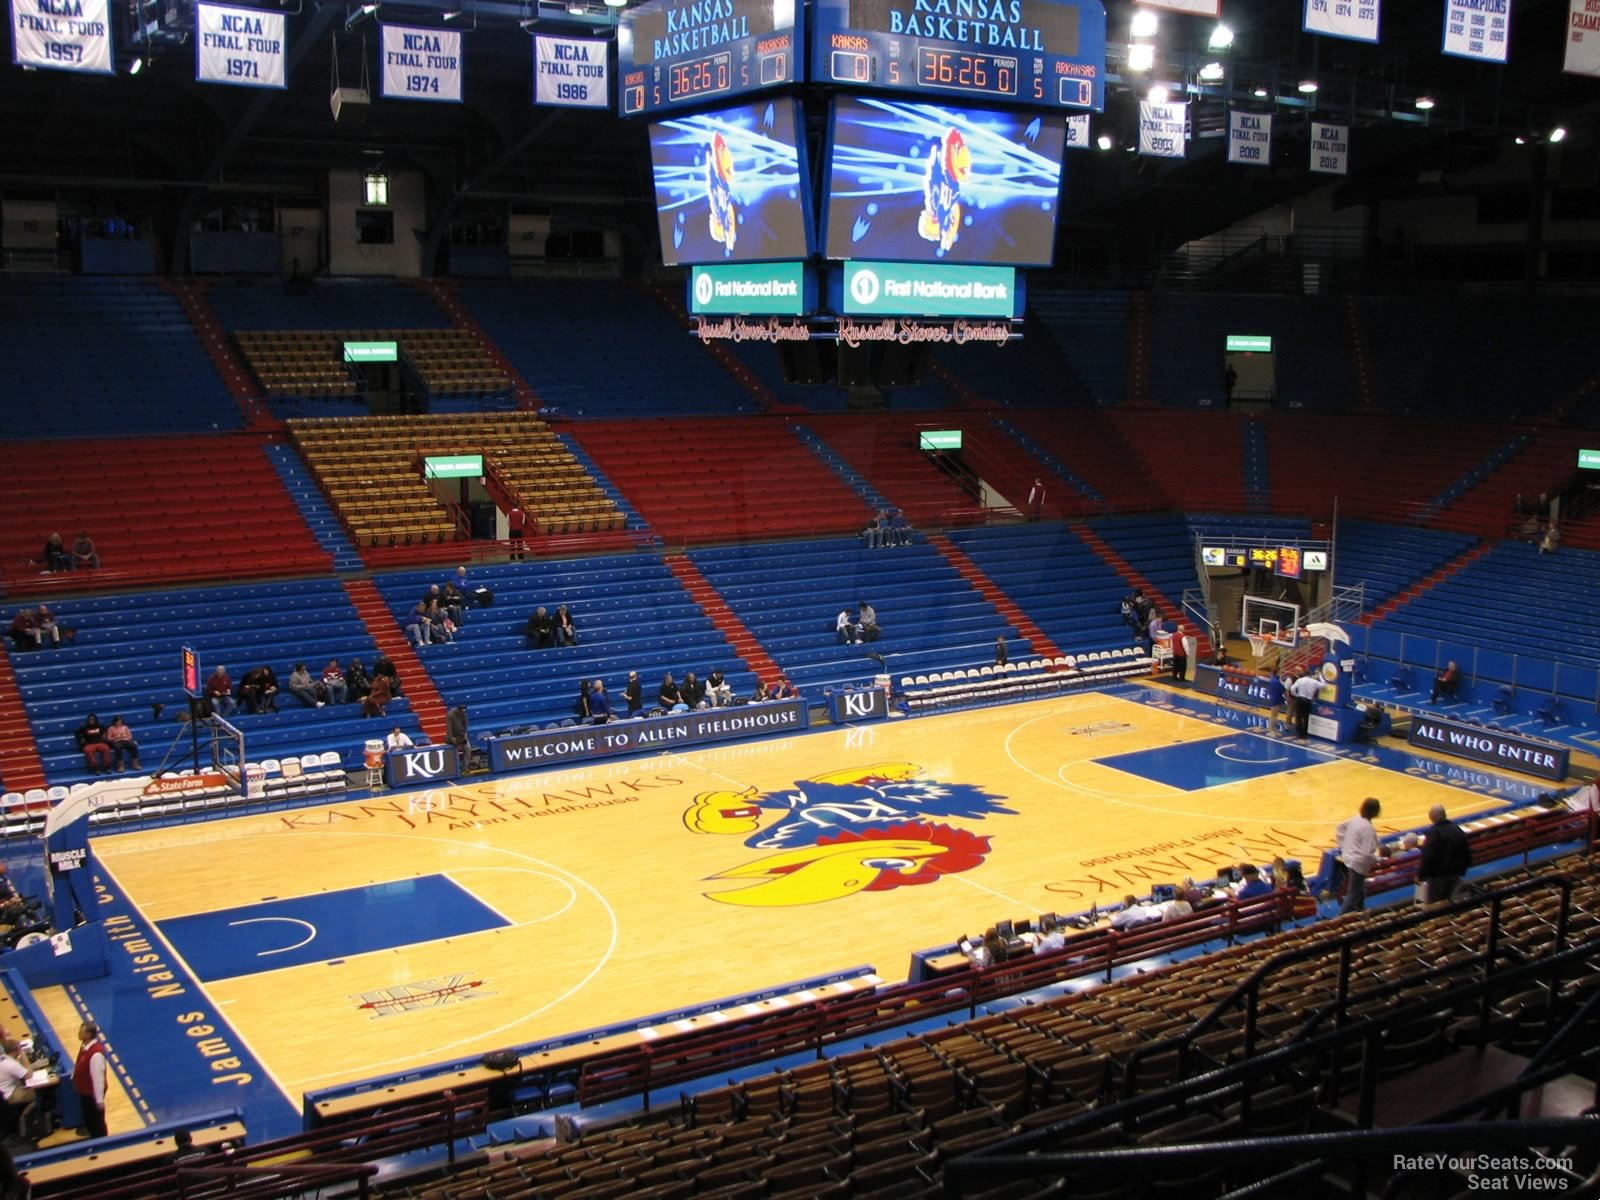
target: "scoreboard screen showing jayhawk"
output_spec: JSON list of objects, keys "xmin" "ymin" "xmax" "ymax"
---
[
  {"xmin": 811, "ymin": 0, "xmax": 1105, "ymax": 112},
  {"xmin": 619, "ymin": 0, "xmax": 801, "ymax": 116}
]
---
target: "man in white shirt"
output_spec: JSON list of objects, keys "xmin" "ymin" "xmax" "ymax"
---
[
  {"xmin": 1, "ymin": 1036, "xmax": 36, "ymax": 1142},
  {"xmin": 1335, "ymin": 797, "xmax": 1388, "ymax": 913},
  {"xmin": 1031, "ymin": 916, "xmax": 1066, "ymax": 955},
  {"xmin": 1109, "ymin": 894, "xmax": 1164, "ymax": 930},
  {"xmin": 385, "ymin": 727, "xmax": 415, "ymax": 752},
  {"xmin": 1290, "ymin": 672, "xmax": 1322, "ymax": 739}
]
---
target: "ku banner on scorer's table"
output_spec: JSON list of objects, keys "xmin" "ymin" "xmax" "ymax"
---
[
  {"xmin": 1227, "ymin": 110, "xmax": 1271, "ymax": 165},
  {"xmin": 1138, "ymin": 102, "xmax": 1187, "ymax": 159},
  {"xmin": 1566, "ymin": 0, "xmax": 1600, "ymax": 77},
  {"xmin": 1442, "ymin": 0, "xmax": 1510, "ymax": 62},
  {"xmin": 1304, "ymin": 0, "xmax": 1380, "ymax": 43},
  {"xmin": 9, "ymin": 0, "xmax": 112, "ymax": 74},
  {"xmin": 1310, "ymin": 122, "xmax": 1349, "ymax": 175},
  {"xmin": 380, "ymin": 23, "xmax": 463, "ymax": 102},
  {"xmin": 196, "ymin": 3, "xmax": 286, "ymax": 89},
  {"xmin": 534, "ymin": 34, "xmax": 609, "ymax": 108}
]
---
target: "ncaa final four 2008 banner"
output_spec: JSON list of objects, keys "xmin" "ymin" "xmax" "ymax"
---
[
  {"xmin": 1227, "ymin": 110, "xmax": 1272, "ymax": 165},
  {"xmin": 1566, "ymin": 0, "xmax": 1600, "ymax": 77},
  {"xmin": 196, "ymin": 3, "xmax": 286, "ymax": 89},
  {"xmin": 380, "ymin": 23, "xmax": 463, "ymax": 102},
  {"xmin": 9, "ymin": 0, "xmax": 112, "ymax": 74},
  {"xmin": 534, "ymin": 34, "xmax": 609, "ymax": 108}
]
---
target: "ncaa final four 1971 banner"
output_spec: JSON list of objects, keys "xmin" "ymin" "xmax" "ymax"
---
[
  {"xmin": 380, "ymin": 23, "xmax": 463, "ymax": 102},
  {"xmin": 196, "ymin": 3, "xmax": 286, "ymax": 88},
  {"xmin": 10, "ymin": 0, "xmax": 111, "ymax": 73}
]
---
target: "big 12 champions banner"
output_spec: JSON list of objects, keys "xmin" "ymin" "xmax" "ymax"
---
[
  {"xmin": 196, "ymin": 3, "xmax": 286, "ymax": 89},
  {"xmin": 380, "ymin": 23, "xmax": 463, "ymax": 102},
  {"xmin": 534, "ymin": 34, "xmax": 609, "ymax": 108},
  {"xmin": 1566, "ymin": 0, "xmax": 1600, "ymax": 77},
  {"xmin": 1442, "ymin": 0, "xmax": 1511, "ymax": 62},
  {"xmin": 9, "ymin": 0, "xmax": 112, "ymax": 73}
]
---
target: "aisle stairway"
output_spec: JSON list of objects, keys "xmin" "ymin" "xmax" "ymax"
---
[
  {"xmin": 925, "ymin": 533, "xmax": 1063, "ymax": 663},
  {"xmin": 414, "ymin": 278, "xmax": 541, "ymax": 411},
  {"xmin": 1071, "ymin": 522, "xmax": 1214, "ymax": 660},
  {"xmin": 662, "ymin": 555, "xmax": 783, "ymax": 683},
  {"xmin": 162, "ymin": 278, "xmax": 275, "ymax": 430},
  {"xmin": 263, "ymin": 444, "xmax": 364, "ymax": 572},
  {"xmin": 0, "ymin": 650, "xmax": 47, "ymax": 794},
  {"xmin": 342, "ymin": 579, "xmax": 450, "ymax": 743}
]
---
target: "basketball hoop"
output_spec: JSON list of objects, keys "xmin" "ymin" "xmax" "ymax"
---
[{"xmin": 1246, "ymin": 633, "xmax": 1271, "ymax": 659}]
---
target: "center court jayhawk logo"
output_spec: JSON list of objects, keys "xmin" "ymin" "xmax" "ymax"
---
[{"xmin": 683, "ymin": 762, "xmax": 1012, "ymax": 907}]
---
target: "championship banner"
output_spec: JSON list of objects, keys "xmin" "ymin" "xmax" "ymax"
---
[
  {"xmin": 196, "ymin": 3, "xmax": 286, "ymax": 89},
  {"xmin": 9, "ymin": 0, "xmax": 112, "ymax": 74},
  {"xmin": 1227, "ymin": 110, "xmax": 1272, "ymax": 164},
  {"xmin": 1310, "ymin": 122, "xmax": 1349, "ymax": 175},
  {"xmin": 534, "ymin": 34, "xmax": 609, "ymax": 108},
  {"xmin": 1138, "ymin": 101, "xmax": 1187, "ymax": 159},
  {"xmin": 1304, "ymin": 0, "xmax": 1380, "ymax": 43},
  {"xmin": 1064, "ymin": 113, "xmax": 1091, "ymax": 149},
  {"xmin": 380, "ymin": 23, "xmax": 463, "ymax": 102},
  {"xmin": 1443, "ymin": 0, "xmax": 1510, "ymax": 62},
  {"xmin": 1565, "ymin": 0, "xmax": 1600, "ymax": 77},
  {"xmin": 1134, "ymin": 0, "xmax": 1220, "ymax": 14}
]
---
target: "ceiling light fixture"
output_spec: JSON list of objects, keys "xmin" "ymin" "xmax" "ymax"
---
[
  {"xmin": 1208, "ymin": 23, "xmax": 1233, "ymax": 49},
  {"xmin": 129, "ymin": 55, "xmax": 144, "ymax": 74},
  {"xmin": 1130, "ymin": 9, "xmax": 1157, "ymax": 37},
  {"xmin": 603, "ymin": 0, "xmax": 626, "ymax": 7},
  {"xmin": 567, "ymin": 1, "xmax": 584, "ymax": 12},
  {"xmin": 1414, "ymin": 96, "xmax": 1435, "ymax": 110},
  {"xmin": 1198, "ymin": 61, "xmax": 1224, "ymax": 82},
  {"xmin": 1097, "ymin": 134, "xmax": 1113, "ymax": 150},
  {"xmin": 1252, "ymin": 85, "xmax": 1268, "ymax": 98},
  {"xmin": 1550, "ymin": 126, "xmax": 1568, "ymax": 143},
  {"xmin": 1148, "ymin": 84, "xmax": 1169, "ymax": 104},
  {"xmin": 1297, "ymin": 79, "xmax": 1318, "ymax": 94},
  {"xmin": 1127, "ymin": 42, "xmax": 1154, "ymax": 72},
  {"xmin": 441, "ymin": 7, "xmax": 461, "ymax": 17}
]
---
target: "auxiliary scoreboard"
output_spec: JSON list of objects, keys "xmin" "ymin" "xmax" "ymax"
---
[
  {"xmin": 811, "ymin": 0, "xmax": 1105, "ymax": 111},
  {"xmin": 619, "ymin": 0, "xmax": 801, "ymax": 116}
]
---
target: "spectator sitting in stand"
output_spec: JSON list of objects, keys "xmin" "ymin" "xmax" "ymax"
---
[
  {"xmin": 858, "ymin": 600, "xmax": 879, "ymax": 642},
  {"xmin": 1031, "ymin": 915, "xmax": 1066, "ymax": 955},
  {"xmin": 424, "ymin": 599, "xmax": 454, "ymax": 644},
  {"xmin": 1540, "ymin": 522, "xmax": 1561, "ymax": 555},
  {"xmin": 1430, "ymin": 661, "xmax": 1461, "ymax": 704},
  {"xmin": 681, "ymin": 671, "xmax": 709, "ymax": 711},
  {"xmin": 554, "ymin": 605, "xmax": 579, "ymax": 647},
  {"xmin": 238, "ymin": 665, "xmax": 280, "ymax": 714},
  {"xmin": 36, "ymin": 604, "xmax": 69, "ymax": 647},
  {"xmin": 705, "ymin": 667, "xmax": 733, "ymax": 707},
  {"xmin": 41, "ymin": 532, "xmax": 68, "ymax": 572},
  {"xmin": 861, "ymin": 513, "xmax": 882, "ymax": 549},
  {"xmin": 372, "ymin": 654, "xmax": 402, "ymax": 695},
  {"xmin": 205, "ymin": 665, "xmax": 237, "ymax": 716},
  {"xmin": 286, "ymin": 663, "xmax": 324, "ymax": 708},
  {"xmin": 320, "ymin": 660, "xmax": 348, "ymax": 706},
  {"xmin": 1232, "ymin": 863, "xmax": 1273, "ymax": 900},
  {"xmin": 363, "ymin": 673, "xmax": 392, "ymax": 717},
  {"xmin": 104, "ymin": 715, "xmax": 141, "ymax": 772},
  {"xmin": 770, "ymin": 676, "xmax": 797, "ymax": 701},
  {"xmin": 1109, "ymin": 893, "xmax": 1164, "ymax": 930},
  {"xmin": 888, "ymin": 510, "xmax": 911, "ymax": 546},
  {"xmin": 76, "ymin": 712, "xmax": 112, "ymax": 775},
  {"xmin": 527, "ymin": 607, "xmax": 555, "ymax": 649},
  {"xmin": 1267, "ymin": 856, "xmax": 1305, "ymax": 893},
  {"xmin": 345, "ymin": 658, "xmax": 371, "ymax": 702},
  {"xmin": 440, "ymin": 581, "xmax": 467, "ymax": 627},
  {"xmin": 406, "ymin": 602, "xmax": 433, "ymax": 648},
  {"xmin": 836, "ymin": 608, "xmax": 859, "ymax": 645},
  {"xmin": 751, "ymin": 680, "xmax": 772, "ymax": 702},
  {"xmin": 658, "ymin": 673, "xmax": 684, "ymax": 712},
  {"xmin": 6, "ymin": 609, "xmax": 53, "ymax": 651},
  {"xmin": 71, "ymin": 531, "xmax": 100, "ymax": 571}
]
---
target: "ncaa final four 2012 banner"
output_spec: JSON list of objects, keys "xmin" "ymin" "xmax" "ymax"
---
[
  {"xmin": 196, "ymin": 3, "xmax": 286, "ymax": 89},
  {"xmin": 1138, "ymin": 102, "xmax": 1187, "ymax": 158},
  {"xmin": 534, "ymin": 34, "xmax": 609, "ymax": 108},
  {"xmin": 1443, "ymin": 0, "xmax": 1511, "ymax": 62},
  {"xmin": 1304, "ymin": 0, "xmax": 1380, "ymax": 43},
  {"xmin": 10, "ymin": 0, "xmax": 112, "ymax": 74},
  {"xmin": 380, "ymin": 23, "xmax": 463, "ymax": 102},
  {"xmin": 1310, "ymin": 122, "xmax": 1349, "ymax": 174},
  {"xmin": 1566, "ymin": 0, "xmax": 1600, "ymax": 77}
]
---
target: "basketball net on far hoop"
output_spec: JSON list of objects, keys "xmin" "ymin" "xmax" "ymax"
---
[{"xmin": 1246, "ymin": 632, "xmax": 1272, "ymax": 660}]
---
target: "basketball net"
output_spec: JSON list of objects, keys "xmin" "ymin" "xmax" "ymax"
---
[{"xmin": 1246, "ymin": 633, "xmax": 1272, "ymax": 660}]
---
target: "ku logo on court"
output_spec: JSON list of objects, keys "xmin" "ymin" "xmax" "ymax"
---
[{"xmin": 683, "ymin": 761, "xmax": 1012, "ymax": 907}]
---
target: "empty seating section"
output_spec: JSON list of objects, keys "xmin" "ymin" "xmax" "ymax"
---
[
  {"xmin": 943, "ymin": 524, "xmax": 1152, "ymax": 658},
  {"xmin": 1085, "ymin": 514, "xmax": 1200, "ymax": 618},
  {"xmin": 1110, "ymin": 409, "xmax": 1252, "ymax": 513},
  {"xmin": 458, "ymin": 279, "xmax": 754, "ymax": 417},
  {"xmin": 1336, "ymin": 518, "xmax": 1478, "ymax": 612},
  {"xmin": 370, "ymin": 556, "xmax": 744, "ymax": 732},
  {"xmin": 289, "ymin": 414, "xmax": 621, "ymax": 548},
  {"xmin": 1426, "ymin": 426, "xmax": 1591, "ymax": 539},
  {"xmin": 6, "ymin": 579, "xmax": 417, "ymax": 787},
  {"xmin": 423, "ymin": 858, "xmax": 1600, "ymax": 1200},
  {"xmin": 235, "ymin": 329, "xmax": 510, "ymax": 402},
  {"xmin": 1027, "ymin": 289, "xmax": 1129, "ymax": 405},
  {"xmin": 691, "ymin": 538, "xmax": 1022, "ymax": 696},
  {"xmin": 1361, "ymin": 295, "xmax": 1598, "ymax": 422},
  {"xmin": 1149, "ymin": 293, "xmax": 1354, "ymax": 412},
  {"xmin": 935, "ymin": 313, "xmax": 1093, "ymax": 410},
  {"xmin": 572, "ymin": 417, "xmax": 872, "ymax": 543},
  {"xmin": 806, "ymin": 413, "xmax": 991, "ymax": 527},
  {"xmin": 207, "ymin": 278, "xmax": 450, "ymax": 331},
  {"xmin": 0, "ymin": 277, "xmax": 239, "ymax": 438},
  {"xmin": 0, "ymin": 437, "xmax": 329, "ymax": 594},
  {"xmin": 1004, "ymin": 410, "xmax": 1172, "ymax": 512}
]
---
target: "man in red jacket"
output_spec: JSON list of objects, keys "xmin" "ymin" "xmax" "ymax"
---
[{"xmin": 73, "ymin": 1022, "xmax": 108, "ymax": 1138}]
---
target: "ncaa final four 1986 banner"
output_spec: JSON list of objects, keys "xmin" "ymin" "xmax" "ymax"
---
[
  {"xmin": 10, "ymin": 0, "xmax": 112, "ymax": 74},
  {"xmin": 534, "ymin": 34, "xmax": 609, "ymax": 108}
]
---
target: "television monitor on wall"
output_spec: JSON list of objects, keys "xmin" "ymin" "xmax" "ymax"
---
[
  {"xmin": 648, "ymin": 97, "xmax": 814, "ymax": 266},
  {"xmin": 821, "ymin": 95, "xmax": 1066, "ymax": 266}
]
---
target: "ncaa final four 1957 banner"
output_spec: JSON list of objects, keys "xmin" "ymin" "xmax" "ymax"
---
[
  {"xmin": 196, "ymin": 3, "xmax": 286, "ymax": 89},
  {"xmin": 10, "ymin": 0, "xmax": 112, "ymax": 74}
]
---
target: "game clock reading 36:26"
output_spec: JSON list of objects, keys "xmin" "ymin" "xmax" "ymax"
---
[{"xmin": 669, "ymin": 52, "xmax": 732, "ymax": 100}]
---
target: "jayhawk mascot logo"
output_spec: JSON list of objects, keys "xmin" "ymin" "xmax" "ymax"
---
[
  {"xmin": 917, "ymin": 128, "xmax": 972, "ymax": 254},
  {"xmin": 683, "ymin": 762, "xmax": 1012, "ymax": 907},
  {"xmin": 705, "ymin": 131, "xmax": 738, "ymax": 253}
]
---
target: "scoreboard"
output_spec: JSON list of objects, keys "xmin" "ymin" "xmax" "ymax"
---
[
  {"xmin": 811, "ymin": 0, "xmax": 1106, "ymax": 111},
  {"xmin": 619, "ymin": 0, "xmax": 801, "ymax": 116}
]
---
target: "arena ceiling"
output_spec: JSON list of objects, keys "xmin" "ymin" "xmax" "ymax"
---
[{"xmin": 0, "ymin": 0, "xmax": 1594, "ymax": 266}]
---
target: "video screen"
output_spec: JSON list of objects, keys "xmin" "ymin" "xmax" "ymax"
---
[
  {"xmin": 648, "ymin": 98, "xmax": 813, "ymax": 266},
  {"xmin": 822, "ymin": 96, "xmax": 1066, "ymax": 266}
]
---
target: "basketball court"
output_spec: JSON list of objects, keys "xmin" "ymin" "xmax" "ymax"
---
[{"xmin": 35, "ymin": 680, "xmax": 1566, "ymax": 1140}]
